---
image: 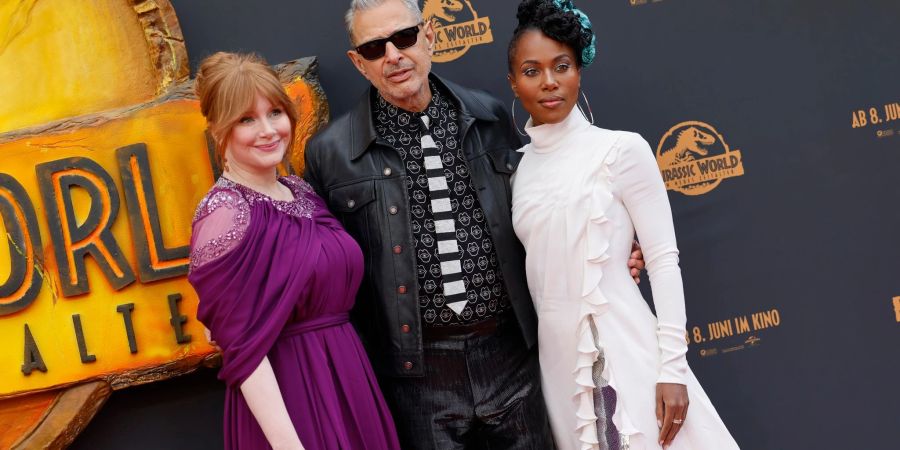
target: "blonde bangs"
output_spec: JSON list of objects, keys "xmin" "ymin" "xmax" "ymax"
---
[{"xmin": 212, "ymin": 72, "xmax": 258, "ymax": 139}]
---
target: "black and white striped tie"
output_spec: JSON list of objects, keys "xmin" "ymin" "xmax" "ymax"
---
[{"xmin": 420, "ymin": 113, "xmax": 467, "ymax": 316}]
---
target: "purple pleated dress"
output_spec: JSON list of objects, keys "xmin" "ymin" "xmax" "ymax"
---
[{"xmin": 188, "ymin": 175, "xmax": 400, "ymax": 450}]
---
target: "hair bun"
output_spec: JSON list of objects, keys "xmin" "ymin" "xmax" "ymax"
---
[{"xmin": 509, "ymin": 0, "xmax": 596, "ymax": 68}]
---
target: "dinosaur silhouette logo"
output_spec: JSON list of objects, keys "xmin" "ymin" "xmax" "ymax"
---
[
  {"xmin": 657, "ymin": 127, "xmax": 715, "ymax": 167},
  {"xmin": 422, "ymin": 0, "xmax": 493, "ymax": 63},
  {"xmin": 655, "ymin": 121, "xmax": 745, "ymax": 196},
  {"xmin": 423, "ymin": 0, "xmax": 464, "ymax": 22}
]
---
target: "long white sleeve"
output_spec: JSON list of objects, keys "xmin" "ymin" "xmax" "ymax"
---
[{"xmin": 613, "ymin": 133, "xmax": 689, "ymax": 385}]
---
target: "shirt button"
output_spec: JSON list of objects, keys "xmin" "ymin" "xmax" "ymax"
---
[
  {"xmin": 403, "ymin": 361, "xmax": 413, "ymax": 370},
  {"xmin": 393, "ymin": 245, "xmax": 402, "ymax": 254},
  {"xmin": 389, "ymin": 205, "xmax": 398, "ymax": 215},
  {"xmin": 398, "ymin": 285, "xmax": 407, "ymax": 294},
  {"xmin": 383, "ymin": 167, "xmax": 392, "ymax": 176},
  {"xmin": 347, "ymin": 199, "xmax": 356, "ymax": 208},
  {"xmin": 401, "ymin": 324, "xmax": 411, "ymax": 333}
]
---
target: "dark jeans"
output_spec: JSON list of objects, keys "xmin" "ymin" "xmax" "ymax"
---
[{"xmin": 382, "ymin": 313, "xmax": 554, "ymax": 449}]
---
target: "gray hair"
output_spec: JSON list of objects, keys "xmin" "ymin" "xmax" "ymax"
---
[{"xmin": 345, "ymin": 0, "xmax": 423, "ymax": 45}]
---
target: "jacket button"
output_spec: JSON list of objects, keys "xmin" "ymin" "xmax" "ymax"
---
[
  {"xmin": 389, "ymin": 205, "xmax": 398, "ymax": 215},
  {"xmin": 403, "ymin": 361, "xmax": 413, "ymax": 370},
  {"xmin": 398, "ymin": 285, "xmax": 407, "ymax": 294},
  {"xmin": 393, "ymin": 245, "xmax": 402, "ymax": 254},
  {"xmin": 506, "ymin": 162, "xmax": 514, "ymax": 171},
  {"xmin": 401, "ymin": 324, "xmax": 410, "ymax": 333},
  {"xmin": 347, "ymin": 199, "xmax": 356, "ymax": 208},
  {"xmin": 383, "ymin": 167, "xmax": 392, "ymax": 176}
]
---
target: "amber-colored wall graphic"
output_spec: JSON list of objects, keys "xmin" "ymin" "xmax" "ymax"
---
[
  {"xmin": 0, "ymin": 1, "xmax": 328, "ymax": 447},
  {"xmin": 655, "ymin": 121, "xmax": 745, "ymax": 196},
  {"xmin": 424, "ymin": 0, "xmax": 493, "ymax": 63}
]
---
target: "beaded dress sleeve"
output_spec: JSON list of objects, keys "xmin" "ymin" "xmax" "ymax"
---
[{"xmin": 190, "ymin": 188, "xmax": 251, "ymax": 273}]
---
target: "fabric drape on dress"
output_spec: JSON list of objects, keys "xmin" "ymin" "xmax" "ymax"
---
[
  {"xmin": 191, "ymin": 202, "xmax": 321, "ymax": 387},
  {"xmin": 188, "ymin": 176, "xmax": 400, "ymax": 450}
]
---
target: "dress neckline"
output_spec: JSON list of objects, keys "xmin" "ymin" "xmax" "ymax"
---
[
  {"xmin": 524, "ymin": 107, "xmax": 592, "ymax": 154},
  {"xmin": 219, "ymin": 176, "xmax": 298, "ymax": 203},
  {"xmin": 215, "ymin": 175, "xmax": 316, "ymax": 220}
]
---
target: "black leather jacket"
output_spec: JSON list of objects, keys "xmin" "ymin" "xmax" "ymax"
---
[{"xmin": 304, "ymin": 75, "xmax": 536, "ymax": 377}]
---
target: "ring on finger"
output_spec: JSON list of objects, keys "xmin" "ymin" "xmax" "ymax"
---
[{"xmin": 673, "ymin": 419, "xmax": 684, "ymax": 424}]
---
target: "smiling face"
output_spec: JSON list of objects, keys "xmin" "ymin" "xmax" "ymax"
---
[
  {"xmin": 508, "ymin": 29, "xmax": 582, "ymax": 126},
  {"xmin": 223, "ymin": 94, "xmax": 292, "ymax": 176},
  {"xmin": 346, "ymin": 0, "xmax": 435, "ymax": 112}
]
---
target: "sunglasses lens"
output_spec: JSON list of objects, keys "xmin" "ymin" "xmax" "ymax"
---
[
  {"xmin": 392, "ymin": 27, "xmax": 419, "ymax": 49},
  {"xmin": 357, "ymin": 41, "xmax": 385, "ymax": 60},
  {"xmin": 356, "ymin": 25, "xmax": 420, "ymax": 60}
]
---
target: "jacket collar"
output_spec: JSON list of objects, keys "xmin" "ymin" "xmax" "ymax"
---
[{"xmin": 348, "ymin": 73, "xmax": 499, "ymax": 160}]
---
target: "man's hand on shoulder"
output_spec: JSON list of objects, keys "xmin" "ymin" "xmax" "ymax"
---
[{"xmin": 629, "ymin": 240, "xmax": 645, "ymax": 284}]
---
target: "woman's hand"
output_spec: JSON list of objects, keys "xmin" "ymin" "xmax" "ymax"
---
[
  {"xmin": 656, "ymin": 382, "xmax": 688, "ymax": 448},
  {"xmin": 628, "ymin": 240, "xmax": 645, "ymax": 283}
]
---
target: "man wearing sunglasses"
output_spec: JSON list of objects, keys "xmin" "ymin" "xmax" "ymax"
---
[{"xmin": 304, "ymin": 0, "xmax": 645, "ymax": 448}]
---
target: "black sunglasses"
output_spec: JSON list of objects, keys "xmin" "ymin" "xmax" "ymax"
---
[{"xmin": 354, "ymin": 23, "xmax": 423, "ymax": 60}]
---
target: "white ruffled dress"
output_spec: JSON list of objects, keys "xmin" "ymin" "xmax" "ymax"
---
[{"xmin": 511, "ymin": 109, "xmax": 739, "ymax": 450}]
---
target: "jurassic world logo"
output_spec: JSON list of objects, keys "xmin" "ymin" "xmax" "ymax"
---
[
  {"xmin": 655, "ymin": 121, "xmax": 745, "ymax": 196},
  {"xmin": 423, "ymin": 0, "xmax": 493, "ymax": 63}
]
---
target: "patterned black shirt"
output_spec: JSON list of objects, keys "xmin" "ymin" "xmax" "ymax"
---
[{"xmin": 372, "ymin": 83, "xmax": 510, "ymax": 326}]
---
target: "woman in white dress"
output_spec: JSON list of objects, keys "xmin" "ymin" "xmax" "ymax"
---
[{"xmin": 506, "ymin": 1, "xmax": 740, "ymax": 449}]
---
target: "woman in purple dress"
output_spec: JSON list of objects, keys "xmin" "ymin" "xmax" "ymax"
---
[{"xmin": 187, "ymin": 52, "xmax": 400, "ymax": 450}]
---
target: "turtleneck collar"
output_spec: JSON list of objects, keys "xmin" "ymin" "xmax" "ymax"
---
[{"xmin": 523, "ymin": 106, "xmax": 592, "ymax": 154}]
